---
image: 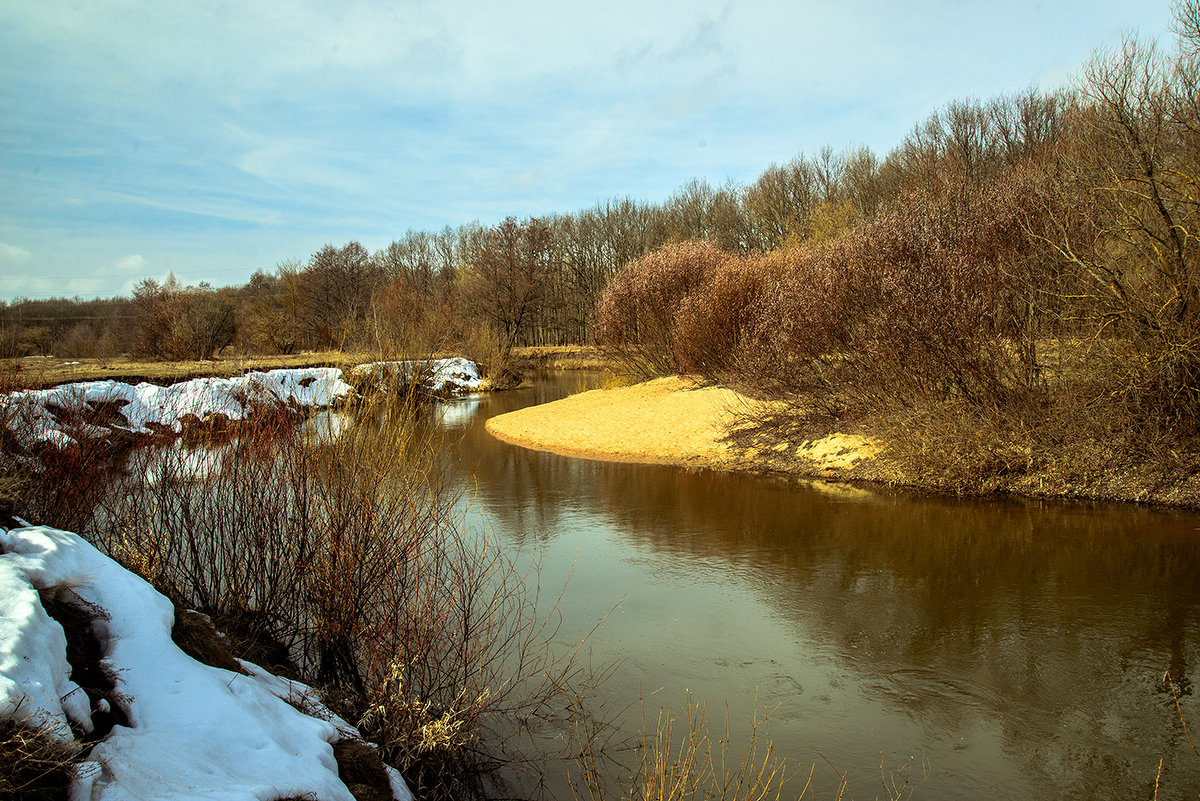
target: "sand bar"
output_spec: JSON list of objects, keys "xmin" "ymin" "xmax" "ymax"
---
[
  {"xmin": 485, "ymin": 376, "xmax": 879, "ymax": 476},
  {"xmin": 485, "ymin": 377, "xmax": 756, "ymax": 469}
]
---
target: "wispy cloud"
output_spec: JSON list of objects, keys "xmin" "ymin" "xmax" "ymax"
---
[
  {"xmin": 0, "ymin": 0, "xmax": 1178, "ymax": 301},
  {"xmin": 0, "ymin": 243, "xmax": 32, "ymax": 263}
]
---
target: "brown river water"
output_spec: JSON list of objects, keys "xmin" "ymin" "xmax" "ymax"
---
[{"xmin": 438, "ymin": 373, "xmax": 1200, "ymax": 800}]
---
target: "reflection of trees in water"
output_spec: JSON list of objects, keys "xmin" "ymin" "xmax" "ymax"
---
[{"xmin": 456, "ymin": 378, "xmax": 1200, "ymax": 799}]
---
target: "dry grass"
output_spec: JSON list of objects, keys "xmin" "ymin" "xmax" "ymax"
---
[
  {"xmin": 332, "ymin": 739, "xmax": 395, "ymax": 801},
  {"xmin": 171, "ymin": 608, "xmax": 247, "ymax": 675},
  {"xmin": 3, "ymin": 350, "xmax": 372, "ymax": 390},
  {"xmin": 0, "ymin": 720, "xmax": 83, "ymax": 801},
  {"xmin": 509, "ymin": 345, "xmax": 618, "ymax": 373},
  {"xmin": 2, "ymin": 346, "xmax": 611, "ymax": 397},
  {"xmin": 571, "ymin": 693, "xmax": 791, "ymax": 801}
]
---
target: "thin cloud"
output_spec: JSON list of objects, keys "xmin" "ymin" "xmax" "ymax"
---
[
  {"xmin": 0, "ymin": 243, "xmax": 32, "ymax": 263},
  {"xmin": 113, "ymin": 255, "xmax": 146, "ymax": 273}
]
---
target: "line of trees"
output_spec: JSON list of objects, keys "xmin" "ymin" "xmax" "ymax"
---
[{"xmin": 0, "ymin": 83, "xmax": 1083, "ymax": 367}]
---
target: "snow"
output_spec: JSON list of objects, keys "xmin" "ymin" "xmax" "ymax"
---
[
  {"xmin": 352, "ymin": 356, "xmax": 484, "ymax": 395},
  {"xmin": 1, "ymin": 360, "xmax": 483, "ymax": 451},
  {"xmin": 0, "ymin": 556, "xmax": 93, "ymax": 738},
  {"xmin": 0, "ymin": 523, "xmax": 412, "ymax": 801}
]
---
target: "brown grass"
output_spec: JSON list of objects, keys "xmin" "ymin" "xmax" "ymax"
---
[
  {"xmin": 171, "ymin": 608, "xmax": 247, "ymax": 675},
  {"xmin": 508, "ymin": 345, "xmax": 618, "ymax": 373},
  {"xmin": 332, "ymin": 739, "xmax": 395, "ymax": 801},
  {"xmin": 571, "ymin": 693, "xmax": 791, "ymax": 801},
  {"xmin": 4, "ymin": 351, "xmax": 372, "ymax": 390},
  {"xmin": 0, "ymin": 720, "xmax": 82, "ymax": 801}
]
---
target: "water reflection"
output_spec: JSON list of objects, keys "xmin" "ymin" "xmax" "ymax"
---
[
  {"xmin": 136, "ymin": 438, "xmax": 230, "ymax": 485},
  {"xmin": 298, "ymin": 409, "xmax": 353, "ymax": 445},
  {"xmin": 449, "ymin": 373, "xmax": 1200, "ymax": 801},
  {"xmin": 433, "ymin": 396, "xmax": 482, "ymax": 429}
]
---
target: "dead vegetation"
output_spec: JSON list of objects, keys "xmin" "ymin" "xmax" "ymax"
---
[
  {"xmin": 171, "ymin": 608, "xmax": 247, "ymax": 675},
  {"xmin": 19, "ymin": 387, "xmax": 603, "ymax": 801},
  {"xmin": 332, "ymin": 739, "xmax": 396, "ymax": 801},
  {"xmin": 35, "ymin": 587, "xmax": 128, "ymax": 744},
  {"xmin": 0, "ymin": 720, "xmax": 82, "ymax": 801}
]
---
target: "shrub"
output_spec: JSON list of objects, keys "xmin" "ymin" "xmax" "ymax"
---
[
  {"xmin": 737, "ymin": 166, "xmax": 1056, "ymax": 420},
  {"xmin": 674, "ymin": 255, "xmax": 771, "ymax": 381},
  {"xmin": 594, "ymin": 240, "xmax": 755, "ymax": 379},
  {"xmin": 71, "ymin": 389, "xmax": 595, "ymax": 800}
]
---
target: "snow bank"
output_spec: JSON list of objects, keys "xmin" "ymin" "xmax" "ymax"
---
[
  {"xmin": 1, "ymin": 361, "xmax": 484, "ymax": 451},
  {"xmin": 0, "ymin": 368, "xmax": 354, "ymax": 450},
  {"xmin": 352, "ymin": 357, "xmax": 484, "ymax": 395},
  {"xmin": 0, "ymin": 523, "xmax": 412, "ymax": 801}
]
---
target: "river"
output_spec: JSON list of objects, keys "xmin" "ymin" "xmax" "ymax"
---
[{"xmin": 438, "ymin": 372, "xmax": 1200, "ymax": 800}]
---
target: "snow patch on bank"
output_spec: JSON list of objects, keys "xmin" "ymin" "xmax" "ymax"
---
[
  {"xmin": 0, "ymin": 522, "xmax": 412, "ymax": 801},
  {"xmin": 351, "ymin": 356, "xmax": 484, "ymax": 396},
  {"xmin": 1, "ymin": 359, "xmax": 484, "ymax": 450}
]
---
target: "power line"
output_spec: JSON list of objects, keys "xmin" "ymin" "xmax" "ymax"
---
[
  {"xmin": 4, "ymin": 291, "xmax": 138, "ymax": 300},
  {"xmin": 1, "ymin": 316, "xmax": 138, "ymax": 322}
]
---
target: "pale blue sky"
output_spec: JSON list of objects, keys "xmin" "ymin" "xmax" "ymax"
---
[{"xmin": 0, "ymin": 0, "xmax": 1177, "ymax": 301}]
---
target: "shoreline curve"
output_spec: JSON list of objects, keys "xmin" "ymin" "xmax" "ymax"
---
[{"xmin": 484, "ymin": 376, "xmax": 878, "ymax": 479}]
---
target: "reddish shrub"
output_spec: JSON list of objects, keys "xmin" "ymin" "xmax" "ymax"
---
[
  {"xmin": 595, "ymin": 240, "xmax": 750, "ymax": 377},
  {"xmin": 738, "ymin": 167, "xmax": 1056, "ymax": 414}
]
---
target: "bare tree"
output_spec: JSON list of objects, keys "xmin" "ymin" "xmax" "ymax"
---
[
  {"xmin": 300, "ymin": 242, "xmax": 382, "ymax": 349},
  {"xmin": 1032, "ymin": 22, "xmax": 1200, "ymax": 432},
  {"xmin": 465, "ymin": 217, "xmax": 557, "ymax": 357}
]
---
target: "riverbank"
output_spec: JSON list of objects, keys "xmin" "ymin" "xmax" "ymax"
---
[
  {"xmin": 4, "ymin": 346, "xmax": 613, "ymax": 391},
  {"xmin": 485, "ymin": 376, "xmax": 878, "ymax": 477},
  {"xmin": 486, "ymin": 376, "xmax": 1200, "ymax": 509}
]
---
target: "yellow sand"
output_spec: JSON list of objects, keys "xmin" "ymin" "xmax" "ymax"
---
[
  {"xmin": 485, "ymin": 377, "xmax": 879, "ymax": 475},
  {"xmin": 486, "ymin": 377, "xmax": 750, "ymax": 468}
]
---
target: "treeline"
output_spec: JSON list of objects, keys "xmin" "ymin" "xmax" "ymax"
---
[
  {"xmin": 0, "ymin": 171, "xmax": 877, "ymax": 364},
  {"xmin": 598, "ymin": 2, "xmax": 1200, "ymax": 487},
  {"xmin": 0, "ymin": 88, "xmax": 1083, "ymax": 367}
]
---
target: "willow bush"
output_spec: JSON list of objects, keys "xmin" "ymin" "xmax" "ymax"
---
[{"xmin": 594, "ymin": 240, "xmax": 764, "ymax": 381}]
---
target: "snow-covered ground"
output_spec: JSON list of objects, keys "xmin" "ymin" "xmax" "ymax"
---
[
  {"xmin": 0, "ymin": 521, "xmax": 412, "ymax": 801},
  {"xmin": 351, "ymin": 356, "xmax": 484, "ymax": 396},
  {"xmin": 1, "ymin": 358, "xmax": 485, "ymax": 450}
]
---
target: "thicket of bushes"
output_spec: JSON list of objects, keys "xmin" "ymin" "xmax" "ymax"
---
[{"xmin": 596, "ymin": 2, "xmax": 1200, "ymax": 491}]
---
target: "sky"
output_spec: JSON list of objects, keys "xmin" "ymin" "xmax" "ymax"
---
[{"xmin": 0, "ymin": 0, "xmax": 1179, "ymax": 302}]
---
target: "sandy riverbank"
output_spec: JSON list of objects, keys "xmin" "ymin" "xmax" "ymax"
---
[
  {"xmin": 486, "ymin": 375, "xmax": 1200, "ymax": 509},
  {"xmin": 484, "ymin": 377, "xmax": 878, "ymax": 477}
]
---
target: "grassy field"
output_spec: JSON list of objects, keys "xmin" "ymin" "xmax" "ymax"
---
[{"xmin": 1, "ymin": 345, "xmax": 616, "ymax": 390}]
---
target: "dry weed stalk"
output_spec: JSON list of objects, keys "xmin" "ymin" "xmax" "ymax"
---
[
  {"xmin": 571, "ymin": 693, "xmax": 790, "ymax": 801},
  {"xmin": 0, "ymin": 719, "xmax": 85, "ymax": 801}
]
